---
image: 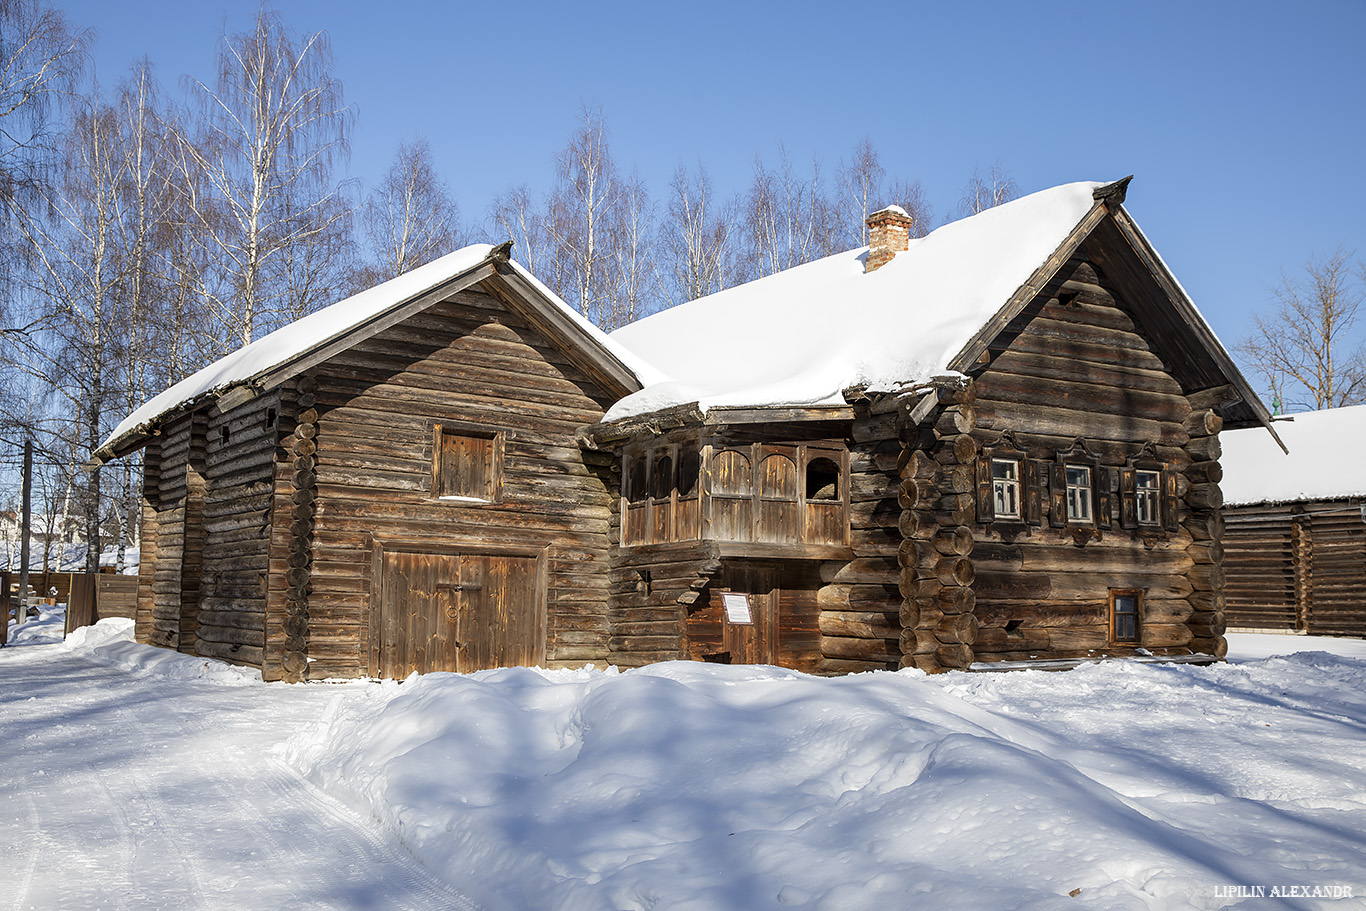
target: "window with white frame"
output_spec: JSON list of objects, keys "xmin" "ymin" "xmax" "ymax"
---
[
  {"xmin": 991, "ymin": 458, "xmax": 1022, "ymax": 520},
  {"xmin": 1135, "ymin": 470, "xmax": 1160, "ymax": 525},
  {"xmin": 1065, "ymin": 465, "xmax": 1092, "ymax": 522}
]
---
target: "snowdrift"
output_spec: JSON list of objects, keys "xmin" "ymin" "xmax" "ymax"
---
[{"xmin": 284, "ymin": 659, "xmax": 1366, "ymax": 911}]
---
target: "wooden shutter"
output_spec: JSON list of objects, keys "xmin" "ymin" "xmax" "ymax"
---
[
  {"xmin": 1025, "ymin": 459, "xmax": 1044, "ymax": 525},
  {"xmin": 1161, "ymin": 468, "xmax": 1180, "ymax": 532},
  {"xmin": 976, "ymin": 455, "xmax": 994, "ymax": 522},
  {"xmin": 1119, "ymin": 468, "xmax": 1137, "ymax": 528},
  {"xmin": 1049, "ymin": 463, "xmax": 1067, "ymax": 527},
  {"xmin": 1096, "ymin": 467, "xmax": 1112, "ymax": 529}
]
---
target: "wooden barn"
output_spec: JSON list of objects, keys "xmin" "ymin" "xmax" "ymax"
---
[
  {"xmin": 589, "ymin": 177, "xmax": 1275, "ymax": 673},
  {"xmin": 1221, "ymin": 405, "xmax": 1366, "ymax": 637},
  {"xmin": 92, "ymin": 244, "xmax": 652, "ymax": 681}
]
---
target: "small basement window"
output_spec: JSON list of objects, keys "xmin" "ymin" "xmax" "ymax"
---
[
  {"xmin": 991, "ymin": 458, "xmax": 1022, "ymax": 520},
  {"xmin": 1135, "ymin": 470, "xmax": 1160, "ymax": 525},
  {"xmin": 433, "ymin": 425, "xmax": 502, "ymax": 502},
  {"xmin": 1111, "ymin": 589, "xmax": 1141, "ymax": 643},
  {"xmin": 1065, "ymin": 465, "xmax": 1093, "ymax": 523}
]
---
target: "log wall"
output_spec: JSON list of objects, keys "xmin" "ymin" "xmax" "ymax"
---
[
  {"xmin": 1224, "ymin": 501, "xmax": 1366, "ymax": 637},
  {"xmin": 965, "ymin": 254, "xmax": 1215, "ymax": 664},
  {"xmin": 196, "ymin": 392, "xmax": 281, "ymax": 670},
  {"xmin": 140, "ymin": 411, "xmax": 206, "ymax": 652}
]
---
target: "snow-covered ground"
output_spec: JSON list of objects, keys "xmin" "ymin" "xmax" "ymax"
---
[{"xmin": 3, "ymin": 610, "xmax": 1364, "ymax": 910}]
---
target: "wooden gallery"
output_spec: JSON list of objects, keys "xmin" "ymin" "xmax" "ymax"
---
[{"xmin": 94, "ymin": 178, "xmax": 1276, "ymax": 681}]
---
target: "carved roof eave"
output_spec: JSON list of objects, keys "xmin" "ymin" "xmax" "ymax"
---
[
  {"xmin": 945, "ymin": 177, "xmax": 1280, "ymax": 451},
  {"xmin": 579, "ymin": 402, "xmax": 856, "ymax": 450}
]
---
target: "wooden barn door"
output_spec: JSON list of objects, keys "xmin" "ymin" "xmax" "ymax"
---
[
  {"xmin": 377, "ymin": 549, "xmax": 543, "ymax": 678},
  {"xmin": 451, "ymin": 554, "xmax": 542, "ymax": 672}
]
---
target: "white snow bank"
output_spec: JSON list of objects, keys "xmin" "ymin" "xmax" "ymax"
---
[
  {"xmin": 1221, "ymin": 404, "xmax": 1366, "ymax": 505},
  {"xmin": 1226, "ymin": 631, "xmax": 1366, "ymax": 662},
  {"xmin": 57, "ymin": 616, "xmax": 263, "ymax": 685},
  {"xmin": 285, "ymin": 657, "xmax": 1366, "ymax": 911},
  {"xmin": 604, "ymin": 182, "xmax": 1105, "ymax": 421}
]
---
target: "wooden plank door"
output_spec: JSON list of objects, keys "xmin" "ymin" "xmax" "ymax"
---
[
  {"xmin": 378, "ymin": 550, "xmax": 462, "ymax": 678},
  {"xmin": 378, "ymin": 550, "xmax": 543, "ymax": 678},
  {"xmin": 720, "ymin": 564, "xmax": 779, "ymax": 665},
  {"xmin": 454, "ymin": 554, "xmax": 542, "ymax": 672}
]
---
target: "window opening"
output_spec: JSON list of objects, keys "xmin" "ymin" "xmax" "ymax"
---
[
  {"xmin": 1065, "ymin": 465, "xmax": 1092, "ymax": 522},
  {"xmin": 1111, "ymin": 590, "xmax": 1141, "ymax": 643},
  {"xmin": 651, "ymin": 454, "xmax": 675, "ymax": 500},
  {"xmin": 627, "ymin": 455, "xmax": 647, "ymax": 503},
  {"xmin": 678, "ymin": 449, "xmax": 701, "ymax": 497},
  {"xmin": 806, "ymin": 457, "xmax": 840, "ymax": 500},
  {"xmin": 991, "ymin": 458, "xmax": 1022, "ymax": 520},
  {"xmin": 220, "ymin": 425, "xmax": 231, "ymax": 445},
  {"xmin": 266, "ymin": 407, "xmax": 277, "ymax": 427},
  {"xmin": 434, "ymin": 426, "xmax": 500, "ymax": 502},
  {"xmin": 1135, "ymin": 470, "xmax": 1160, "ymax": 525}
]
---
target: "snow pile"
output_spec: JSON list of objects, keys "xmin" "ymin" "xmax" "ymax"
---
[
  {"xmin": 55, "ymin": 615, "xmax": 264, "ymax": 685},
  {"xmin": 285, "ymin": 658, "xmax": 1366, "ymax": 910},
  {"xmin": 605, "ymin": 182, "xmax": 1105, "ymax": 421},
  {"xmin": 1221, "ymin": 404, "xmax": 1366, "ymax": 505}
]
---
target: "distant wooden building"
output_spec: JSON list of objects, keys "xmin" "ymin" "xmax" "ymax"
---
[
  {"xmin": 588, "ymin": 178, "xmax": 1274, "ymax": 673},
  {"xmin": 94, "ymin": 245, "xmax": 646, "ymax": 681},
  {"xmin": 98, "ymin": 178, "xmax": 1275, "ymax": 680},
  {"xmin": 1221, "ymin": 405, "xmax": 1366, "ymax": 637}
]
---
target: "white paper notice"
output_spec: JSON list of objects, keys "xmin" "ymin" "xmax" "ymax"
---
[{"xmin": 723, "ymin": 592, "xmax": 752, "ymax": 625}]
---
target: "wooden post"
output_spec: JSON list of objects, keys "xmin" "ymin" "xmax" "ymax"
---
[{"xmin": 17, "ymin": 438, "xmax": 32, "ymax": 628}]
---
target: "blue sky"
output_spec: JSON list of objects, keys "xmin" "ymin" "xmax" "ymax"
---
[{"xmin": 63, "ymin": 0, "xmax": 1366, "ymax": 354}]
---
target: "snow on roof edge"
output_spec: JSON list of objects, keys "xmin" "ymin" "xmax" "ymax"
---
[{"xmin": 99, "ymin": 245, "xmax": 657, "ymax": 460}]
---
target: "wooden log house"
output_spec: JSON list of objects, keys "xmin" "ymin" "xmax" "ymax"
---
[
  {"xmin": 1220, "ymin": 405, "xmax": 1366, "ymax": 637},
  {"xmin": 93, "ymin": 244, "xmax": 651, "ymax": 681},
  {"xmin": 587, "ymin": 177, "xmax": 1277, "ymax": 673},
  {"xmin": 97, "ymin": 177, "xmax": 1277, "ymax": 680}
]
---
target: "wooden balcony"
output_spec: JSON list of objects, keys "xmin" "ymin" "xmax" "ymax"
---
[{"xmin": 621, "ymin": 441, "xmax": 850, "ymax": 559}]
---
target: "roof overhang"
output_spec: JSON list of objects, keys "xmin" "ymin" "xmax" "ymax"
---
[{"xmin": 91, "ymin": 247, "xmax": 643, "ymax": 467}]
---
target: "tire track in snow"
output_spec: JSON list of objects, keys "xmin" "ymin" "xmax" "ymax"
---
[{"xmin": 8, "ymin": 793, "xmax": 42, "ymax": 911}]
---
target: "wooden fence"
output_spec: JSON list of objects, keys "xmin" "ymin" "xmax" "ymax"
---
[{"xmin": 1, "ymin": 571, "xmax": 138, "ymax": 643}]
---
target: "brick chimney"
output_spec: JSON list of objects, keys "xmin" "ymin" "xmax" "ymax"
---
[{"xmin": 865, "ymin": 205, "xmax": 914, "ymax": 272}]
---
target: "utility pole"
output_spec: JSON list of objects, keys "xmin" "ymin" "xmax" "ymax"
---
[{"xmin": 17, "ymin": 438, "xmax": 32, "ymax": 628}]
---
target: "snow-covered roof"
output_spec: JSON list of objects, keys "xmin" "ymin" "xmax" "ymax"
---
[
  {"xmin": 1221, "ymin": 404, "xmax": 1366, "ymax": 506},
  {"xmin": 605, "ymin": 181, "xmax": 1107, "ymax": 422},
  {"xmin": 99, "ymin": 244, "xmax": 657, "ymax": 460}
]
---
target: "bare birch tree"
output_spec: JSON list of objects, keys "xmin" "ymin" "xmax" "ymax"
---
[
  {"xmin": 11, "ymin": 90, "xmax": 130, "ymax": 570},
  {"xmin": 1236, "ymin": 248, "xmax": 1366, "ymax": 413},
  {"xmin": 178, "ymin": 8, "xmax": 352, "ymax": 349},
  {"xmin": 957, "ymin": 160, "xmax": 1018, "ymax": 218},
  {"xmin": 742, "ymin": 146, "xmax": 838, "ymax": 279},
  {"xmin": 838, "ymin": 138, "xmax": 884, "ymax": 248},
  {"xmin": 358, "ymin": 137, "xmax": 463, "ymax": 285},
  {"xmin": 488, "ymin": 183, "xmax": 550, "ymax": 280},
  {"xmin": 660, "ymin": 161, "xmax": 739, "ymax": 305},
  {"xmin": 546, "ymin": 104, "xmax": 621, "ymax": 326},
  {"xmin": 600, "ymin": 169, "xmax": 656, "ymax": 329},
  {"xmin": 0, "ymin": 0, "xmax": 86, "ymax": 330}
]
